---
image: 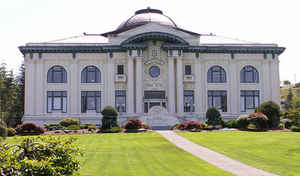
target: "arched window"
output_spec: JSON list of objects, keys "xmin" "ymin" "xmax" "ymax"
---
[
  {"xmin": 207, "ymin": 66, "xmax": 226, "ymax": 83},
  {"xmin": 240, "ymin": 66, "xmax": 259, "ymax": 83},
  {"xmin": 81, "ymin": 66, "xmax": 100, "ymax": 83},
  {"xmin": 47, "ymin": 66, "xmax": 67, "ymax": 83}
]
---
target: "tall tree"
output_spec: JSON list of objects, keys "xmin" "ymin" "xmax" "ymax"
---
[
  {"xmin": 12, "ymin": 63, "xmax": 25, "ymax": 125},
  {"xmin": 284, "ymin": 88, "xmax": 294, "ymax": 110}
]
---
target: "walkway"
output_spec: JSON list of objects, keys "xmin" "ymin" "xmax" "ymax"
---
[{"xmin": 156, "ymin": 130, "xmax": 278, "ymax": 176}]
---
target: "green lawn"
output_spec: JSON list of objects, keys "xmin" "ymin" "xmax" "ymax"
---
[
  {"xmin": 5, "ymin": 133, "xmax": 234, "ymax": 176},
  {"xmin": 179, "ymin": 131, "xmax": 300, "ymax": 176}
]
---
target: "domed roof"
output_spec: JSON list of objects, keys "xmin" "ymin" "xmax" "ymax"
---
[{"xmin": 117, "ymin": 7, "xmax": 177, "ymax": 31}]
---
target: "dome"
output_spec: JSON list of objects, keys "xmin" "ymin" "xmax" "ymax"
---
[{"xmin": 117, "ymin": 7, "xmax": 177, "ymax": 31}]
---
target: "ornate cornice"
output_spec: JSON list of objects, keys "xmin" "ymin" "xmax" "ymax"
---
[{"xmin": 19, "ymin": 43, "xmax": 285, "ymax": 55}]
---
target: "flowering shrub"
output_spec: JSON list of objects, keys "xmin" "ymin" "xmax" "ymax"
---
[
  {"xmin": 15, "ymin": 122, "xmax": 45, "ymax": 135},
  {"xmin": 247, "ymin": 112, "xmax": 268, "ymax": 130},
  {"xmin": 7, "ymin": 128, "xmax": 16, "ymax": 136},
  {"xmin": 178, "ymin": 121, "xmax": 202, "ymax": 131},
  {"xmin": 59, "ymin": 118, "xmax": 80, "ymax": 127},
  {"xmin": 124, "ymin": 118, "xmax": 143, "ymax": 129}
]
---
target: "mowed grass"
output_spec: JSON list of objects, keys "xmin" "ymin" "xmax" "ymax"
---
[
  {"xmin": 179, "ymin": 131, "xmax": 300, "ymax": 176},
  {"xmin": 5, "ymin": 133, "xmax": 234, "ymax": 176}
]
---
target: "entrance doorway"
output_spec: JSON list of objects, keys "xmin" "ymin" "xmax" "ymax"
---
[{"xmin": 144, "ymin": 91, "xmax": 167, "ymax": 113}]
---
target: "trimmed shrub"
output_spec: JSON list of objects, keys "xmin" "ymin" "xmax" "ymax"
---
[
  {"xmin": 171, "ymin": 124, "xmax": 179, "ymax": 130},
  {"xmin": 142, "ymin": 123, "xmax": 152, "ymax": 130},
  {"xmin": 7, "ymin": 128, "xmax": 16, "ymax": 136},
  {"xmin": 44, "ymin": 124, "xmax": 64, "ymax": 131},
  {"xmin": 255, "ymin": 101, "xmax": 280, "ymax": 128},
  {"xmin": 203, "ymin": 125, "xmax": 214, "ymax": 130},
  {"xmin": 279, "ymin": 123, "xmax": 284, "ymax": 129},
  {"xmin": 88, "ymin": 124, "xmax": 97, "ymax": 131},
  {"xmin": 59, "ymin": 118, "xmax": 80, "ymax": 127},
  {"xmin": 65, "ymin": 125, "xmax": 80, "ymax": 130},
  {"xmin": 124, "ymin": 118, "xmax": 143, "ymax": 129},
  {"xmin": 247, "ymin": 112, "xmax": 268, "ymax": 130},
  {"xmin": 206, "ymin": 107, "xmax": 223, "ymax": 126},
  {"xmin": 0, "ymin": 136, "xmax": 83, "ymax": 176},
  {"xmin": 101, "ymin": 106, "xmax": 118, "ymax": 130},
  {"xmin": 200, "ymin": 122, "xmax": 208, "ymax": 128},
  {"xmin": 101, "ymin": 126, "xmax": 122, "ymax": 133},
  {"xmin": 178, "ymin": 121, "xmax": 202, "ymax": 131},
  {"xmin": 15, "ymin": 122, "xmax": 45, "ymax": 135},
  {"xmin": 237, "ymin": 114, "xmax": 250, "ymax": 129},
  {"xmin": 80, "ymin": 124, "xmax": 89, "ymax": 129},
  {"xmin": 224, "ymin": 120, "xmax": 238, "ymax": 128},
  {"xmin": 291, "ymin": 125, "xmax": 300, "ymax": 132}
]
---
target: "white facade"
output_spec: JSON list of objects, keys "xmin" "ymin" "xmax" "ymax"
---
[{"xmin": 19, "ymin": 8, "xmax": 285, "ymax": 129}]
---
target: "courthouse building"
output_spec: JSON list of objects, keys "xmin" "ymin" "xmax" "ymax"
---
[{"xmin": 19, "ymin": 8, "xmax": 285, "ymax": 128}]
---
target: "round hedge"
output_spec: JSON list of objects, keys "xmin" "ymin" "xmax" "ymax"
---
[
  {"xmin": 206, "ymin": 107, "xmax": 223, "ymax": 126},
  {"xmin": 255, "ymin": 101, "xmax": 280, "ymax": 128}
]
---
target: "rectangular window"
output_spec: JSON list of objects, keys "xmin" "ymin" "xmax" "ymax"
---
[
  {"xmin": 81, "ymin": 91, "xmax": 101, "ymax": 113},
  {"xmin": 168, "ymin": 50, "xmax": 173, "ymax": 57},
  {"xmin": 185, "ymin": 65, "xmax": 192, "ymax": 75},
  {"xmin": 208, "ymin": 90, "xmax": 227, "ymax": 112},
  {"xmin": 117, "ymin": 65, "xmax": 124, "ymax": 75},
  {"xmin": 115, "ymin": 90, "xmax": 126, "ymax": 112},
  {"xmin": 47, "ymin": 91, "xmax": 67, "ymax": 113},
  {"xmin": 240, "ymin": 90, "xmax": 259, "ymax": 112},
  {"xmin": 184, "ymin": 90, "xmax": 194, "ymax": 112}
]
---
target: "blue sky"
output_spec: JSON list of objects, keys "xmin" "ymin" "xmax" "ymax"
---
[{"xmin": 0, "ymin": 0, "xmax": 298, "ymax": 82}]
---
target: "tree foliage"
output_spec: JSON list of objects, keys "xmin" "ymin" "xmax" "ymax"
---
[
  {"xmin": 283, "ymin": 80, "xmax": 291, "ymax": 85},
  {"xmin": 0, "ymin": 62, "xmax": 24, "ymax": 127},
  {"xmin": 0, "ymin": 136, "xmax": 83, "ymax": 176}
]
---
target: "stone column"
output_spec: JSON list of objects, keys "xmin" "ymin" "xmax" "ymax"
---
[
  {"xmin": 271, "ymin": 60, "xmax": 280, "ymax": 105},
  {"xmin": 25, "ymin": 58, "xmax": 35, "ymax": 116},
  {"xmin": 70, "ymin": 60, "xmax": 78, "ymax": 114},
  {"xmin": 229, "ymin": 60, "xmax": 238, "ymax": 114},
  {"xmin": 35, "ymin": 60, "xmax": 44, "ymax": 115},
  {"xmin": 194, "ymin": 59, "xmax": 201, "ymax": 113},
  {"xmin": 168, "ymin": 58, "xmax": 175, "ymax": 113},
  {"xmin": 127, "ymin": 57, "xmax": 134, "ymax": 113},
  {"xmin": 262, "ymin": 60, "xmax": 270, "ymax": 102},
  {"xmin": 106, "ymin": 59, "xmax": 115, "ymax": 107},
  {"xmin": 176, "ymin": 57, "xmax": 184, "ymax": 114},
  {"xmin": 136, "ymin": 58, "xmax": 143, "ymax": 113}
]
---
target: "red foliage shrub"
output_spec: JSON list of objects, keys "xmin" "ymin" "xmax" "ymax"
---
[
  {"xmin": 178, "ymin": 121, "xmax": 202, "ymax": 131},
  {"xmin": 15, "ymin": 122, "xmax": 45, "ymax": 135},
  {"xmin": 247, "ymin": 112, "xmax": 269, "ymax": 130},
  {"xmin": 124, "ymin": 118, "xmax": 143, "ymax": 129}
]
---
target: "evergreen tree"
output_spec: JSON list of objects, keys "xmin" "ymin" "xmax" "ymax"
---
[{"xmin": 284, "ymin": 88, "xmax": 294, "ymax": 110}]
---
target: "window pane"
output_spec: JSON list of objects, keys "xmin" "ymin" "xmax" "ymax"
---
[
  {"xmin": 87, "ymin": 97, "xmax": 96, "ymax": 110},
  {"xmin": 208, "ymin": 96, "xmax": 213, "ymax": 107},
  {"xmin": 240, "ymin": 97, "xmax": 245, "ymax": 112},
  {"xmin": 255, "ymin": 96, "xmax": 259, "ymax": 107},
  {"xmin": 62, "ymin": 97, "xmax": 67, "ymax": 113},
  {"xmin": 117, "ymin": 65, "xmax": 124, "ymax": 74},
  {"xmin": 214, "ymin": 96, "xmax": 222, "ymax": 109},
  {"xmin": 246, "ymin": 96, "xmax": 254, "ymax": 109},
  {"xmin": 47, "ymin": 97, "xmax": 52, "ymax": 113},
  {"xmin": 87, "ymin": 71, "xmax": 96, "ymax": 82},
  {"xmin": 53, "ymin": 71, "xmax": 62, "ymax": 82},
  {"xmin": 53, "ymin": 97, "xmax": 61, "ymax": 110},
  {"xmin": 96, "ymin": 97, "xmax": 101, "ymax": 113},
  {"xmin": 245, "ymin": 71, "xmax": 253, "ymax": 82},
  {"xmin": 185, "ymin": 65, "xmax": 191, "ymax": 75}
]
